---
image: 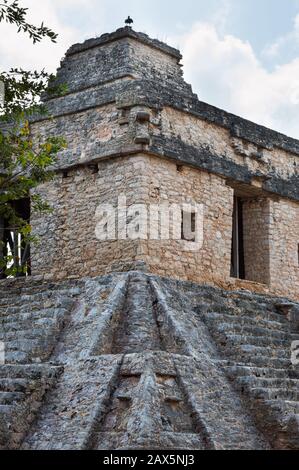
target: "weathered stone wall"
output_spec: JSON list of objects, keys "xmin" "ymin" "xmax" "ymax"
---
[
  {"xmin": 1, "ymin": 272, "xmax": 298, "ymax": 450},
  {"xmin": 158, "ymin": 106, "xmax": 299, "ymax": 187},
  {"xmin": 136, "ymin": 155, "xmax": 234, "ymax": 285},
  {"xmin": 241, "ymin": 197, "xmax": 299, "ymax": 297},
  {"xmin": 31, "ymin": 104, "xmax": 123, "ymax": 167},
  {"xmin": 30, "ymin": 154, "xmax": 233, "ymax": 285},
  {"xmin": 31, "ymin": 157, "xmax": 143, "ymax": 280},
  {"xmin": 31, "ymin": 150, "xmax": 299, "ymax": 300},
  {"xmin": 269, "ymin": 199, "xmax": 299, "ymax": 297},
  {"xmin": 31, "ymin": 98, "xmax": 299, "ymax": 202},
  {"xmin": 243, "ymin": 198, "xmax": 271, "ymax": 285},
  {"xmin": 29, "ymin": 27, "xmax": 299, "ymax": 301},
  {"xmin": 52, "ymin": 30, "xmax": 188, "ymax": 96}
]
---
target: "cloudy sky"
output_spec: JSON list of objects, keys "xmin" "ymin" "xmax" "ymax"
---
[{"xmin": 1, "ymin": 0, "xmax": 299, "ymax": 138}]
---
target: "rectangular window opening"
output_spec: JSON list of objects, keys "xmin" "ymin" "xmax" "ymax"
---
[
  {"xmin": 230, "ymin": 196, "xmax": 245, "ymax": 279},
  {"xmin": 0, "ymin": 197, "xmax": 31, "ymax": 279},
  {"xmin": 181, "ymin": 210, "xmax": 196, "ymax": 242}
]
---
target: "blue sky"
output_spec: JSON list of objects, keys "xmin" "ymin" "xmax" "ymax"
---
[{"xmin": 1, "ymin": 0, "xmax": 299, "ymax": 138}]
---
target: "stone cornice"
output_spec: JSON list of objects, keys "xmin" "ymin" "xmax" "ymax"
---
[
  {"xmin": 66, "ymin": 27, "xmax": 182, "ymax": 60},
  {"xmin": 32, "ymin": 79, "xmax": 299, "ymax": 159}
]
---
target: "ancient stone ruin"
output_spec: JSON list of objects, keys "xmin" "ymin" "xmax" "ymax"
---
[{"xmin": 0, "ymin": 26, "xmax": 298, "ymax": 450}]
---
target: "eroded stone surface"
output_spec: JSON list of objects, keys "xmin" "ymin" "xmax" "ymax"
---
[
  {"xmin": 28, "ymin": 27, "xmax": 299, "ymax": 300},
  {"xmin": 1, "ymin": 27, "xmax": 298, "ymax": 451},
  {"xmin": 0, "ymin": 272, "xmax": 298, "ymax": 450}
]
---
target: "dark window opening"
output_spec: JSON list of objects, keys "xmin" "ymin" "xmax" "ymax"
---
[
  {"xmin": 230, "ymin": 196, "xmax": 245, "ymax": 279},
  {"xmin": 88, "ymin": 164, "xmax": 98, "ymax": 174},
  {"xmin": 0, "ymin": 198, "xmax": 31, "ymax": 278},
  {"xmin": 181, "ymin": 210, "xmax": 196, "ymax": 242}
]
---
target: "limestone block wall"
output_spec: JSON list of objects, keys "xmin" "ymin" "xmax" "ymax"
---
[
  {"xmin": 55, "ymin": 40, "xmax": 132, "ymax": 92},
  {"xmin": 268, "ymin": 199, "xmax": 299, "ymax": 297},
  {"xmin": 30, "ymin": 154, "xmax": 233, "ymax": 285},
  {"xmin": 27, "ymin": 27, "xmax": 299, "ymax": 301},
  {"xmin": 53, "ymin": 32, "xmax": 187, "ymax": 95},
  {"xmin": 135, "ymin": 155, "xmax": 234, "ymax": 284},
  {"xmin": 30, "ymin": 152, "xmax": 299, "ymax": 300},
  {"xmin": 125, "ymin": 39, "xmax": 188, "ymax": 91},
  {"xmin": 31, "ymin": 157, "xmax": 143, "ymax": 280},
  {"xmin": 30, "ymin": 104, "xmax": 125, "ymax": 168},
  {"xmin": 158, "ymin": 106, "xmax": 299, "ymax": 186}
]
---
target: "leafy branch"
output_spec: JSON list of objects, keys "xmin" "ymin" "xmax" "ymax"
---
[
  {"xmin": 0, "ymin": 0, "xmax": 57, "ymax": 43},
  {"xmin": 0, "ymin": 1, "xmax": 67, "ymax": 277}
]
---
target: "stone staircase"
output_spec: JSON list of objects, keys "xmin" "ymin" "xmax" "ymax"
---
[
  {"xmin": 193, "ymin": 290, "xmax": 299, "ymax": 449},
  {"xmin": 0, "ymin": 364, "xmax": 62, "ymax": 449},
  {"xmin": 0, "ymin": 272, "xmax": 298, "ymax": 449},
  {"xmin": 22, "ymin": 273, "xmax": 270, "ymax": 450},
  {"xmin": 0, "ymin": 278, "xmax": 80, "ymax": 448},
  {"xmin": 0, "ymin": 279, "xmax": 79, "ymax": 364}
]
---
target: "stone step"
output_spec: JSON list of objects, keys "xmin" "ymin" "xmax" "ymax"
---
[
  {"xmin": 235, "ymin": 375, "xmax": 299, "ymax": 390},
  {"xmin": 0, "ymin": 392, "xmax": 25, "ymax": 404},
  {"xmin": 0, "ymin": 286, "xmax": 48, "ymax": 298},
  {"xmin": 0, "ymin": 404, "xmax": 13, "ymax": 415},
  {"xmin": 0, "ymin": 301, "xmax": 51, "ymax": 314},
  {"xmin": 4, "ymin": 338, "xmax": 52, "ymax": 351},
  {"xmin": 249, "ymin": 387, "xmax": 299, "ymax": 401},
  {"xmin": 0, "ymin": 378, "xmax": 30, "ymax": 393},
  {"xmin": 204, "ymin": 312, "xmax": 289, "ymax": 333},
  {"xmin": 0, "ymin": 364, "xmax": 56, "ymax": 379},
  {"xmin": 4, "ymin": 352, "xmax": 59, "ymax": 364},
  {"xmin": 0, "ymin": 308, "xmax": 68, "ymax": 328},
  {"xmin": 0, "ymin": 368, "xmax": 19, "ymax": 379},
  {"xmin": 205, "ymin": 307, "xmax": 290, "ymax": 324},
  {"xmin": 2, "ymin": 339, "xmax": 55, "ymax": 363},
  {"xmin": 222, "ymin": 363, "xmax": 299, "ymax": 380},
  {"xmin": 222, "ymin": 355, "xmax": 292, "ymax": 368},
  {"xmin": 0, "ymin": 285, "xmax": 79, "ymax": 300},
  {"xmin": 223, "ymin": 343, "xmax": 290, "ymax": 360},
  {"xmin": 212, "ymin": 322, "xmax": 293, "ymax": 340},
  {"xmin": 0, "ymin": 297, "xmax": 74, "ymax": 315},
  {"xmin": 0, "ymin": 328, "xmax": 58, "ymax": 342},
  {"xmin": 94, "ymin": 431, "xmax": 205, "ymax": 450},
  {"xmin": 221, "ymin": 333, "xmax": 292, "ymax": 350},
  {"xmin": 263, "ymin": 399, "xmax": 299, "ymax": 415},
  {"xmin": 0, "ymin": 281, "xmax": 77, "ymax": 297},
  {"xmin": 3, "ymin": 351, "xmax": 32, "ymax": 364}
]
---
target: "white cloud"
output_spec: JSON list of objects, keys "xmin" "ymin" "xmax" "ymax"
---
[
  {"xmin": 1, "ymin": 1, "xmax": 299, "ymax": 139},
  {"xmin": 177, "ymin": 22, "xmax": 299, "ymax": 138}
]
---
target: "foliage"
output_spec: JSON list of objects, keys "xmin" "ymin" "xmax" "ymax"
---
[{"xmin": 0, "ymin": 1, "xmax": 66, "ymax": 277}]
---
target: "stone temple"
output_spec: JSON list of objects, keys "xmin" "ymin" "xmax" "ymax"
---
[{"xmin": 0, "ymin": 26, "xmax": 299, "ymax": 450}]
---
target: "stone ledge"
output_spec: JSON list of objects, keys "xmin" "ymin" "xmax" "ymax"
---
[
  {"xmin": 33, "ymin": 78, "xmax": 299, "ymax": 160},
  {"xmin": 149, "ymin": 136, "xmax": 299, "ymax": 202}
]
